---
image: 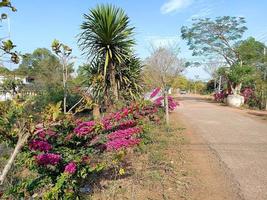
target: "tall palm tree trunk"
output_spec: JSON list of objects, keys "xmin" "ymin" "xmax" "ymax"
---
[{"xmin": 110, "ymin": 62, "xmax": 119, "ymax": 101}]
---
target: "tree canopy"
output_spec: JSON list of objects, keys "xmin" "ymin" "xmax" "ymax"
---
[{"xmin": 181, "ymin": 16, "xmax": 247, "ymax": 66}]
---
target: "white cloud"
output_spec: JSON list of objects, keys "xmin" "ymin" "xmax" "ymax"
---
[
  {"xmin": 187, "ymin": 7, "xmax": 212, "ymax": 21},
  {"xmin": 145, "ymin": 35, "xmax": 180, "ymax": 48},
  {"xmin": 161, "ymin": 0, "xmax": 194, "ymax": 14}
]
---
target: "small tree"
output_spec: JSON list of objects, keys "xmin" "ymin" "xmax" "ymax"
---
[
  {"xmin": 146, "ymin": 46, "xmax": 185, "ymax": 125},
  {"xmin": 51, "ymin": 40, "xmax": 73, "ymax": 114}
]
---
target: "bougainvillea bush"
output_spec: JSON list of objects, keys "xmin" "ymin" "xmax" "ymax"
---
[
  {"xmin": 2, "ymin": 101, "xmax": 170, "ymax": 199},
  {"xmin": 214, "ymin": 91, "xmax": 228, "ymax": 102},
  {"xmin": 150, "ymin": 87, "xmax": 179, "ymax": 111},
  {"xmin": 241, "ymin": 87, "xmax": 260, "ymax": 108}
]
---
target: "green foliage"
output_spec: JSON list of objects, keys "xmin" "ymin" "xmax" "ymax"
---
[
  {"xmin": 118, "ymin": 55, "xmax": 144, "ymax": 101},
  {"xmin": 171, "ymin": 75, "xmax": 190, "ymax": 90},
  {"xmin": 218, "ymin": 65, "xmax": 255, "ymax": 86},
  {"xmin": 0, "ymin": 66, "xmax": 10, "ymax": 75},
  {"xmin": 15, "ymin": 48, "xmax": 64, "ymax": 88},
  {"xmin": 237, "ymin": 37, "xmax": 266, "ymax": 66},
  {"xmin": 0, "ymin": 0, "xmax": 19, "ymax": 64},
  {"xmin": 0, "ymin": 100, "xmax": 32, "ymax": 146},
  {"xmin": 78, "ymin": 4, "xmax": 135, "ymax": 79},
  {"xmin": 32, "ymin": 86, "xmax": 81, "ymax": 113},
  {"xmin": 181, "ymin": 16, "xmax": 247, "ymax": 66}
]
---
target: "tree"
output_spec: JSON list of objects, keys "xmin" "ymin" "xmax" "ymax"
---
[
  {"xmin": 181, "ymin": 16, "xmax": 250, "ymax": 96},
  {"xmin": 0, "ymin": 0, "xmax": 19, "ymax": 64},
  {"xmin": 181, "ymin": 16, "xmax": 247, "ymax": 66},
  {"xmin": 78, "ymin": 4, "xmax": 135, "ymax": 101},
  {"xmin": 236, "ymin": 37, "xmax": 267, "ymax": 109},
  {"xmin": 51, "ymin": 40, "xmax": 73, "ymax": 114},
  {"xmin": 171, "ymin": 75, "xmax": 189, "ymax": 90},
  {"xmin": 146, "ymin": 46, "xmax": 185, "ymax": 125},
  {"xmin": 15, "ymin": 48, "xmax": 67, "ymax": 89},
  {"xmin": 76, "ymin": 54, "xmax": 143, "ymax": 117},
  {"xmin": 237, "ymin": 37, "xmax": 266, "ymax": 66}
]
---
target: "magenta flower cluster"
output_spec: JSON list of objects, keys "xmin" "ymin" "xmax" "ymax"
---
[
  {"xmin": 168, "ymin": 96, "xmax": 179, "ymax": 111},
  {"xmin": 117, "ymin": 120, "xmax": 137, "ymax": 130},
  {"xmin": 150, "ymin": 87, "xmax": 161, "ymax": 98},
  {"xmin": 35, "ymin": 128, "xmax": 57, "ymax": 139},
  {"xmin": 74, "ymin": 121, "xmax": 96, "ymax": 137},
  {"xmin": 153, "ymin": 95, "xmax": 178, "ymax": 111},
  {"xmin": 214, "ymin": 91, "xmax": 227, "ymax": 102},
  {"xmin": 106, "ymin": 138, "xmax": 141, "ymax": 151},
  {"xmin": 64, "ymin": 162, "xmax": 77, "ymax": 174},
  {"xmin": 29, "ymin": 139, "xmax": 52, "ymax": 152},
  {"xmin": 36, "ymin": 153, "xmax": 61, "ymax": 166},
  {"xmin": 107, "ymin": 127, "xmax": 141, "ymax": 140},
  {"xmin": 241, "ymin": 87, "xmax": 254, "ymax": 103}
]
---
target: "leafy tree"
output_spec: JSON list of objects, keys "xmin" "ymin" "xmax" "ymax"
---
[
  {"xmin": 15, "ymin": 48, "xmax": 66, "ymax": 89},
  {"xmin": 181, "ymin": 16, "xmax": 247, "ymax": 66},
  {"xmin": 181, "ymin": 16, "xmax": 255, "ymax": 95},
  {"xmin": 171, "ymin": 75, "xmax": 189, "ymax": 90},
  {"xmin": 237, "ymin": 37, "xmax": 266, "ymax": 66},
  {"xmin": 235, "ymin": 37, "xmax": 267, "ymax": 109},
  {"xmin": 78, "ymin": 4, "xmax": 135, "ymax": 101}
]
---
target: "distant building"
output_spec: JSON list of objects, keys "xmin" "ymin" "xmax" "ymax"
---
[{"xmin": 0, "ymin": 75, "xmax": 33, "ymax": 101}]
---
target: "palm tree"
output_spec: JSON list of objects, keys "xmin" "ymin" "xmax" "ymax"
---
[{"xmin": 78, "ymin": 4, "xmax": 135, "ymax": 101}]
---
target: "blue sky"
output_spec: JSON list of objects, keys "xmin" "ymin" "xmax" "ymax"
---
[{"xmin": 2, "ymin": 0, "xmax": 267, "ymax": 80}]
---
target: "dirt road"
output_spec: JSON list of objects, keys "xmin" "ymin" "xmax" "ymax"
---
[{"xmin": 176, "ymin": 95, "xmax": 267, "ymax": 200}]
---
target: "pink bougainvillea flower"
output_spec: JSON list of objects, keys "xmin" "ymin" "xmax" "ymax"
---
[
  {"xmin": 37, "ymin": 129, "xmax": 57, "ymax": 139},
  {"xmin": 29, "ymin": 139, "xmax": 52, "ymax": 152},
  {"xmin": 107, "ymin": 127, "xmax": 141, "ymax": 140},
  {"xmin": 74, "ymin": 121, "xmax": 96, "ymax": 137},
  {"xmin": 36, "ymin": 153, "xmax": 61, "ymax": 166},
  {"xmin": 150, "ymin": 88, "xmax": 161, "ymax": 98},
  {"xmin": 106, "ymin": 138, "xmax": 141, "ymax": 151},
  {"xmin": 64, "ymin": 162, "xmax": 77, "ymax": 174},
  {"xmin": 241, "ymin": 87, "xmax": 254, "ymax": 103},
  {"xmin": 153, "ymin": 96, "xmax": 178, "ymax": 111},
  {"xmin": 102, "ymin": 118, "xmax": 113, "ymax": 131},
  {"xmin": 214, "ymin": 92, "xmax": 227, "ymax": 102},
  {"xmin": 154, "ymin": 96, "xmax": 164, "ymax": 106},
  {"xmin": 117, "ymin": 120, "xmax": 137, "ymax": 130}
]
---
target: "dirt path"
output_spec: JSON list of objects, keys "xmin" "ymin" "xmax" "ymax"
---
[{"xmin": 176, "ymin": 95, "xmax": 267, "ymax": 200}]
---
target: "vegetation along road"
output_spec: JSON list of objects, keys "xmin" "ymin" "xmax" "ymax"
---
[{"xmin": 177, "ymin": 94, "xmax": 267, "ymax": 200}]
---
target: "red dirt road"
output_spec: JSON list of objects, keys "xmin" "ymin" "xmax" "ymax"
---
[{"xmin": 176, "ymin": 95, "xmax": 267, "ymax": 200}]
